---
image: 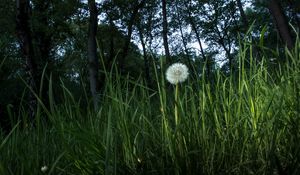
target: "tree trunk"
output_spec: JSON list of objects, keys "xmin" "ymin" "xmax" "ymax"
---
[
  {"xmin": 184, "ymin": 0, "xmax": 209, "ymax": 77},
  {"xmin": 88, "ymin": 0, "xmax": 100, "ymax": 110},
  {"xmin": 16, "ymin": 0, "xmax": 38, "ymax": 119},
  {"xmin": 190, "ymin": 21, "xmax": 210, "ymax": 78},
  {"xmin": 175, "ymin": 2, "xmax": 192, "ymax": 69},
  {"xmin": 214, "ymin": 23, "xmax": 234, "ymax": 69},
  {"xmin": 34, "ymin": 1, "xmax": 51, "ymax": 62},
  {"xmin": 187, "ymin": 12, "xmax": 209, "ymax": 78},
  {"xmin": 162, "ymin": 0, "xmax": 171, "ymax": 63},
  {"xmin": 120, "ymin": 0, "xmax": 146, "ymax": 71},
  {"xmin": 236, "ymin": 0, "xmax": 249, "ymax": 28},
  {"xmin": 33, "ymin": 1, "xmax": 52, "ymax": 109},
  {"xmin": 137, "ymin": 25, "xmax": 151, "ymax": 86},
  {"xmin": 179, "ymin": 24, "xmax": 193, "ymax": 68},
  {"xmin": 146, "ymin": 11, "xmax": 154, "ymax": 54},
  {"xmin": 268, "ymin": 0, "xmax": 294, "ymax": 49}
]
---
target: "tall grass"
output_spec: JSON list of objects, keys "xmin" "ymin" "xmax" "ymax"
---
[{"xmin": 1, "ymin": 40, "xmax": 300, "ymax": 175}]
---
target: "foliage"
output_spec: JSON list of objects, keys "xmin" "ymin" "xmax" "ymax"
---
[
  {"xmin": 1, "ymin": 0, "xmax": 300, "ymax": 174},
  {"xmin": 1, "ymin": 40, "xmax": 300, "ymax": 174}
]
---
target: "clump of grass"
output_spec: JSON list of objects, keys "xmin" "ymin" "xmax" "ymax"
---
[{"xmin": 1, "ymin": 39, "xmax": 300, "ymax": 174}]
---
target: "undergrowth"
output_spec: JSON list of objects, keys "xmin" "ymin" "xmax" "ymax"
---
[{"xmin": 0, "ymin": 40, "xmax": 300, "ymax": 175}]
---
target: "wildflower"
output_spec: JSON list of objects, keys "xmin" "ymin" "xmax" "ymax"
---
[
  {"xmin": 41, "ymin": 165, "xmax": 48, "ymax": 173},
  {"xmin": 166, "ymin": 63, "xmax": 189, "ymax": 84},
  {"xmin": 165, "ymin": 63, "xmax": 189, "ymax": 126}
]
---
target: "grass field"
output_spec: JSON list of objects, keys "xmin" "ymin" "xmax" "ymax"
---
[{"xmin": 1, "ymin": 41, "xmax": 300, "ymax": 175}]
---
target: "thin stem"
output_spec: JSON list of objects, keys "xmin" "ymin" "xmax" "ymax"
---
[{"xmin": 175, "ymin": 83, "xmax": 179, "ymax": 127}]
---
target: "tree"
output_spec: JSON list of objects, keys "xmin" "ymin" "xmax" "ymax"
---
[
  {"xmin": 101, "ymin": 0, "xmax": 146, "ymax": 72},
  {"xmin": 137, "ymin": 19, "xmax": 151, "ymax": 85},
  {"xmin": 16, "ymin": 0, "xmax": 82, "ymax": 109},
  {"xmin": 120, "ymin": 0, "xmax": 146, "ymax": 71},
  {"xmin": 174, "ymin": 1, "xmax": 193, "ymax": 70},
  {"xmin": 185, "ymin": 0, "xmax": 209, "ymax": 76},
  {"xmin": 236, "ymin": 0, "xmax": 249, "ymax": 29},
  {"xmin": 196, "ymin": 0, "xmax": 239, "ymax": 71},
  {"xmin": 16, "ymin": 0, "xmax": 38, "ymax": 119},
  {"xmin": 162, "ymin": 0, "xmax": 171, "ymax": 63},
  {"xmin": 88, "ymin": 0, "xmax": 100, "ymax": 110},
  {"xmin": 267, "ymin": 0, "xmax": 294, "ymax": 50}
]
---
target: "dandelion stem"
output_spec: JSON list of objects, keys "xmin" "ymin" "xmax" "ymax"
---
[{"xmin": 175, "ymin": 83, "xmax": 179, "ymax": 127}]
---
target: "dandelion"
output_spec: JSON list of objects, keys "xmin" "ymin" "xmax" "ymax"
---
[
  {"xmin": 166, "ymin": 63, "xmax": 189, "ymax": 85},
  {"xmin": 41, "ymin": 165, "xmax": 48, "ymax": 173},
  {"xmin": 165, "ymin": 63, "xmax": 189, "ymax": 126}
]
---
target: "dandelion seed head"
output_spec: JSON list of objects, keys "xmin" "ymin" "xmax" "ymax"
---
[
  {"xmin": 166, "ymin": 63, "xmax": 189, "ymax": 84},
  {"xmin": 41, "ymin": 166, "xmax": 48, "ymax": 173}
]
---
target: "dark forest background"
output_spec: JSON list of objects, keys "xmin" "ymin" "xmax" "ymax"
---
[
  {"xmin": 1, "ymin": 1, "xmax": 300, "ymax": 174},
  {"xmin": 1, "ymin": 0, "xmax": 299, "ymax": 123}
]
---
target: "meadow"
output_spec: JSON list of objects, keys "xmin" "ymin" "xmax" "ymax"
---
[{"xmin": 1, "ymin": 41, "xmax": 300, "ymax": 175}]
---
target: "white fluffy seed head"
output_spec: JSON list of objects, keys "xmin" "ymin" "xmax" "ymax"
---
[
  {"xmin": 41, "ymin": 166, "xmax": 48, "ymax": 173},
  {"xmin": 166, "ymin": 63, "xmax": 189, "ymax": 84}
]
